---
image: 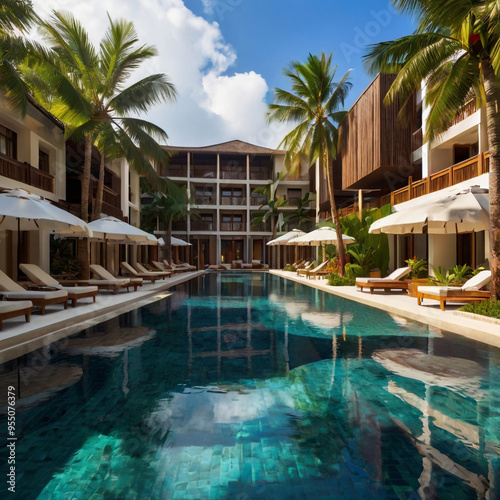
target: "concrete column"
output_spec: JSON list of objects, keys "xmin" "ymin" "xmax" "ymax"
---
[{"xmin": 428, "ymin": 234, "xmax": 456, "ymax": 276}]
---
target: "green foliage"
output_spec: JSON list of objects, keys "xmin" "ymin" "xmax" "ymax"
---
[
  {"xmin": 405, "ymin": 258, "xmax": 428, "ymax": 279},
  {"xmin": 431, "ymin": 264, "xmax": 477, "ymax": 286},
  {"xmin": 347, "ymin": 244, "xmax": 374, "ymax": 276},
  {"xmin": 321, "ymin": 205, "xmax": 390, "ymax": 275},
  {"xmin": 327, "ymin": 273, "xmax": 355, "ymax": 286},
  {"xmin": 460, "ymin": 300, "xmax": 500, "ymax": 319},
  {"xmin": 344, "ymin": 263, "xmax": 363, "ymax": 279},
  {"xmin": 50, "ymin": 238, "xmax": 81, "ymax": 278},
  {"xmin": 283, "ymin": 264, "xmax": 295, "ymax": 272}
]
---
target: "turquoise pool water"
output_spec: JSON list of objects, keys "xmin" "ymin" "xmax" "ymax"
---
[{"xmin": 1, "ymin": 272, "xmax": 499, "ymax": 499}]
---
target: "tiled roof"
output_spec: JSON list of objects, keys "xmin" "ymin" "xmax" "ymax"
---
[{"xmin": 163, "ymin": 140, "xmax": 285, "ymax": 155}]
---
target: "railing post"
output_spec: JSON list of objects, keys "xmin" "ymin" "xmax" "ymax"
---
[
  {"xmin": 448, "ymin": 166, "xmax": 453, "ymax": 187},
  {"xmin": 479, "ymin": 152, "xmax": 484, "ymax": 175},
  {"xmin": 408, "ymin": 176, "xmax": 413, "ymax": 199}
]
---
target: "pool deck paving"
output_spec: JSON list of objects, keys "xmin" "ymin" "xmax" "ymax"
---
[
  {"xmin": 270, "ymin": 270, "xmax": 500, "ymax": 349},
  {"xmin": 0, "ymin": 270, "xmax": 204, "ymax": 363}
]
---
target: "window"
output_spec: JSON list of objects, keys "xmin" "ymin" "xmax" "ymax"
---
[
  {"xmin": 287, "ymin": 188, "xmax": 302, "ymax": 200},
  {"xmin": 39, "ymin": 149, "xmax": 50, "ymax": 173},
  {"xmin": 0, "ymin": 125, "xmax": 17, "ymax": 158},
  {"xmin": 195, "ymin": 186, "xmax": 213, "ymax": 196},
  {"xmin": 201, "ymin": 213, "xmax": 213, "ymax": 222}
]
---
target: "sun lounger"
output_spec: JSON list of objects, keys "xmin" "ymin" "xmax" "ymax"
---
[
  {"xmin": 134, "ymin": 263, "xmax": 171, "ymax": 279},
  {"xmin": 356, "ymin": 266, "xmax": 411, "ymax": 293},
  {"xmin": 87, "ymin": 265, "xmax": 140, "ymax": 293},
  {"xmin": 0, "ymin": 300, "xmax": 32, "ymax": 330},
  {"xmin": 163, "ymin": 260, "xmax": 190, "ymax": 273},
  {"xmin": 417, "ymin": 270, "xmax": 491, "ymax": 311},
  {"xmin": 169, "ymin": 260, "xmax": 197, "ymax": 271},
  {"xmin": 121, "ymin": 262, "xmax": 157, "ymax": 283},
  {"xmin": 0, "ymin": 269, "xmax": 68, "ymax": 314},
  {"xmin": 296, "ymin": 261, "xmax": 310, "ymax": 270},
  {"xmin": 20, "ymin": 264, "xmax": 98, "ymax": 307},
  {"xmin": 298, "ymin": 260, "xmax": 328, "ymax": 279},
  {"xmin": 296, "ymin": 262, "xmax": 314, "ymax": 275}
]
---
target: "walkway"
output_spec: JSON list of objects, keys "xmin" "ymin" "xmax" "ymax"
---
[
  {"xmin": 271, "ymin": 270, "xmax": 500, "ymax": 348},
  {"xmin": 0, "ymin": 271, "xmax": 204, "ymax": 363}
]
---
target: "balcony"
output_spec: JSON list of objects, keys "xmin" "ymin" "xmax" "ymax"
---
[
  {"xmin": 450, "ymin": 99, "xmax": 477, "ymax": 127},
  {"xmin": 193, "ymin": 195, "xmax": 216, "ymax": 205},
  {"xmin": 249, "ymin": 168, "xmax": 271, "ymax": 180},
  {"xmin": 220, "ymin": 168, "xmax": 246, "ymax": 180},
  {"xmin": 220, "ymin": 222, "xmax": 246, "ymax": 231},
  {"xmin": 250, "ymin": 196, "xmax": 267, "ymax": 206},
  {"xmin": 336, "ymin": 152, "xmax": 489, "ymax": 217},
  {"xmin": 191, "ymin": 166, "xmax": 216, "ymax": 178},
  {"xmin": 161, "ymin": 166, "xmax": 187, "ymax": 177},
  {"xmin": 0, "ymin": 153, "xmax": 54, "ymax": 192},
  {"xmin": 191, "ymin": 220, "xmax": 214, "ymax": 231},
  {"xmin": 220, "ymin": 196, "xmax": 247, "ymax": 206},
  {"xmin": 251, "ymin": 222, "xmax": 272, "ymax": 232},
  {"xmin": 172, "ymin": 221, "xmax": 188, "ymax": 231},
  {"xmin": 412, "ymin": 128, "xmax": 423, "ymax": 151}
]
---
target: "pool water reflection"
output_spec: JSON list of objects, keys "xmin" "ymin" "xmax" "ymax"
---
[{"xmin": 0, "ymin": 272, "xmax": 499, "ymax": 499}]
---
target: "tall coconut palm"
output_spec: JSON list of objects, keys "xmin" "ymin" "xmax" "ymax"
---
[
  {"xmin": 0, "ymin": 0, "xmax": 43, "ymax": 116},
  {"xmin": 142, "ymin": 180, "xmax": 192, "ymax": 264},
  {"xmin": 35, "ymin": 12, "xmax": 177, "ymax": 222},
  {"xmin": 267, "ymin": 52, "xmax": 352, "ymax": 275},
  {"xmin": 364, "ymin": 0, "xmax": 500, "ymax": 300}
]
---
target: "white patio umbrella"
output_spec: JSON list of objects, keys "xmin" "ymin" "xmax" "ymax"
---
[
  {"xmin": 87, "ymin": 216, "xmax": 158, "ymax": 244},
  {"xmin": 294, "ymin": 227, "xmax": 356, "ymax": 261},
  {"xmin": 0, "ymin": 189, "xmax": 92, "ymax": 273},
  {"xmin": 266, "ymin": 229, "xmax": 306, "ymax": 265},
  {"xmin": 369, "ymin": 187, "xmax": 489, "ymax": 235},
  {"xmin": 171, "ymin": 236, "xmax": 191, "ymax": 246},
  {"xmin": 0, "ymin": 189, "xmax": 92, "ymax": 235}
]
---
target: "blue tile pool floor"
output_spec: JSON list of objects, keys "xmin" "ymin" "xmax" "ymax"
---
[{"xmin": 1, "ymin": 272, "xmax": 499, "ymax": 499}]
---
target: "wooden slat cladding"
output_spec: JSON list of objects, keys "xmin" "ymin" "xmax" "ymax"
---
[{"xmin": 340, "ymin": 74, "xmax": 414, "ymax": 190}]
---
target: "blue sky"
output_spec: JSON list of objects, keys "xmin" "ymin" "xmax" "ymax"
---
[{"xmin": 32, "ymin": 0, "xmax": 415, "ymax": 147}]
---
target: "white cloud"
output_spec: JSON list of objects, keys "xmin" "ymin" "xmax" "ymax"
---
[{"xmin": 31, "ymin": 0, "xmax": 276, "ymax": 147}]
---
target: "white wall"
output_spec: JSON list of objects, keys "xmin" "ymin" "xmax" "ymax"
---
[{"xmin": 428, "ymin": 234, "xmax": 456, "ymax": 276}]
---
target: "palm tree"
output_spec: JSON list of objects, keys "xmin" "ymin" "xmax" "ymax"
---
[
  {"xmin": 0, "ymin": 0, "xmax": 39, "ymax": 116},
  {"xmin": 267, "ymin": 52, "xmax": 352, "ymax": 275},
  {"xmin": 363, "ymin": 0, "xmax": 500, "ymax": 300},
  {"xmin": 35, "ymin": 12, "xmax": 177, "ymax": 222},
  {"xmin": 142, "ymin": 180, "xmax": 192, "ymax": 264}
]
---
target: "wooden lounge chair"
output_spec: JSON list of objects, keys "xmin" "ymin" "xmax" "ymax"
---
[
  {"xmin": 296, "ymin": 262, "xmax": 314, "ymax": 275},
  {"xmin": 417, "ymin": 270, "xmax": 491, "ymax": 311},
  {"xmin": 0, "ymin": 269, "xmax": 68, "ymax": 314},
  {"xmin": 20, "ymin": 264, "xmax": 98, "ymax": 307},
  {"xmin": 163, "ymin": 260, "xmax": 189, "ymax": 273},
  {"xmin": 84, "ymin": 265, "xmax": 140, "ymax": 293},
  {"xmin": 134, "ymin": 262, "xmax": 171, "ymax": 279},
  {"xmin": 356, "ymin": 267, "xmax": 411, "ymax": 294},
  {"xmin": 306, "ymin": 260, "xmax": 329, "ymax": 279},
  {"xmin": 121, "ymin": 262, "xmax": 157, "ymax": 283},
  {"xmin": 169, "ymin": 260, "xmax": 197, "ymax": 271},
  {"xmin": 0, "ymin": 300, "xmax": 32, "ymax": 330},
  {"xmin": 298, "ymin": 261, "xmax": 328, "ymax": 279}
]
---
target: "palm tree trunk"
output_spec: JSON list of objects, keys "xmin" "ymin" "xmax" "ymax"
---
[
  {"xmin": 481, "ymin": 59, "xmax": 500, "ymax": 300},
  {"xmin": 93, "ymin": 149, "xmax": 105, "ymax": 221},
  {"xmin": 166, "ymin": 217, "xmax": 172, "ymax": 264},
  {"xmin": 325, "ymin": 152, "xmax": 346, "ymax": 276},
  {"xmin": 81, "ymin": 135, "xmax": 92, "ymax": 222}
]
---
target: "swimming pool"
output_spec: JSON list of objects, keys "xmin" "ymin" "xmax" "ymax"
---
[{"xmin": 1, "ymin": 272, "xmax": 499, "ymax": 499}]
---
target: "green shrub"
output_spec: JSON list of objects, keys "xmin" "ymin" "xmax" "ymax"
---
[
  {"xmin": 283, "ymin": 264, "xmax": 295, "ymax": 271},
  {"xmin": 327, "ymin": 273, "xmax": 355, "ymax": 286},
  {"xmin": 459, "ymin": 300, "xmax": 500, "ymax": 319}
]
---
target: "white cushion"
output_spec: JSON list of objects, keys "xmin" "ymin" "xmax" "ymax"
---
[
  {"xmin": 461, "ymin": 270, "xmax": 491, "ymax": 291},
  {"xmin": 0, "ymin": 300, "xmax": 32, "ymax": 313},
  {"xmin": 1, "ymin": 289, "xmax": 68, "ymax": 300}
]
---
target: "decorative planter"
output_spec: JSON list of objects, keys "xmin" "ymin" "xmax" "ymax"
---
[{"xmin": 407, "ymin": 278, "xmax": 431, "ymax": 297}]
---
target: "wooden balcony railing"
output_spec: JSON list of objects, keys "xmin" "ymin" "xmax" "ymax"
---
[
  {"xmin": 220, "ymin": 169, "xmax": 246, "ymax": 180},
  {"xmin": 337, "ymin": 152, "xmax": 489, "ymax": 218},
  {"xmin": 191, "ymin": 166, "xmax": 216, "ymax": 178},
  {"xmin": 251, "ymin": 222, "xmax": 272, "ymax": 232},
  {"xmin": 249, "ymin": 169, "xmax": 271, "ymax": 180},
  {"xmin": 220, "ymin": 196, "xmax": 247, "ymax": 206},
  {"xmin": 250, "ymin": 196, "xmax": 267, "ymax": 206},
  {"xmin": 190, "ymin": 220, "xmax": 214, "ymax": 231},
  {"xmin": 220, "ymin": 222, "xmax": 246, "ymax": 231},
  {"xmin": 450, "ymin": 99, "xmax": 477, "ymax": 127},
  {"xmin": 161, "ymin": 167, "xmax": 187, "ymax": 177},
  {"xmin": 193, "ymin": 196, "xmax": 216, "ymax": 205},
  {"xmin": 0, "ymin": 153, "xmax": 55, "ymax": 192}
]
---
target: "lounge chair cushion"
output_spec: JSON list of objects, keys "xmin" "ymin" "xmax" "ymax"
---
[
  {"xmin": 416, "ymin": 286, "xmax": 464, "ymax": 297},
  {"xmin": 1, "ymin": 289, "xmax": 68, "ymax": 300},
  {"xmin": 0, "ymin": 300, "xmax": 33, "ymax": 314},
  {"xmin": 461, "ymin": 270, "xmax": 491, "ymax": 291},
  {"xmin": 90, "ymin": 265, "xmax": 119, "ymax": 281},
  {"xmin": 85, "ymin": 279, "xmax": 130, "ymax": 286},
  {"xmin": 356, "ymin": 267, "xmax": 411, "ymax": 284}
]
